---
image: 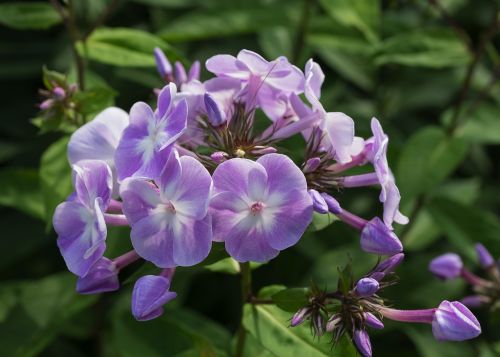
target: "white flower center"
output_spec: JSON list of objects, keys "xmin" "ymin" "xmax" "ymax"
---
[{"xmin": 250, "ymin": 202, "xmax": 265, "ymax": 215}]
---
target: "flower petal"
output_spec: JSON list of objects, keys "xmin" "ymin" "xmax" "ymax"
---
[
  {"xmin": 257, "ymin": 153, "xmax": 307, "ymax": 196},
  {"xmin": 72, "ymin": 160, "xmax": 112, "ymax": 210},
  {"xmin": 324, "ymin": 112, "xmax": 355, "ymax": 164}
]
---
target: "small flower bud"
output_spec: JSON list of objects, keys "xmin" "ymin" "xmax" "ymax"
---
[
  {"xmin": 320, "ymin": 193, "xmax": 342, "ymax": 214},
  {"xmin": 460, "ymin": 295, "xmax": 489, "ymax": 308},
  {"xmin": 188, "ymin": 60, "xmax": 201, "ymax": 82},
  {"xmin": 355, "ymin": 278, "xmax": 379, "ymax": 297},
  {"xmin": 308, "ymin": 189, "xmax": 328, "ymax": 214},
  {"xmin": 174, "ymin": 61, "xmax": 187, "ymax": 85},
  {"xmin": 76, "ymin": 257, "xmax": 119, "ymax": 294},
  {"xmin": 353, "ymin": 329, "xmax": 372, "ymax": 357},
  {"xmin": 326, "ymin": 313, "xmax": 342, "ymax": 332},
  {"xmin": 374, "ymin": 253, "xmax": 405, "ymax": 274},
  {"xmin": 475, "ymin": 243, "xmax": 494, "ymax": 268},
  {"xmin": 154, "ymin": 47, "xmax": 172, "ymax": 80},
  {"xmin": 429, "ymin": 253, "xmax": 463, "ymax": 280},
  {"xmin": 204, "ymin": 93, "xmax": 226, "ymax": 126},
  {"xmin": 364, "ymin": 312, "xmax": 384, "ymax": 330},
  {"xmin": 211, "ymin": 151, "xmax": 228, "ymax": 164},
  {"xmin": 290, "ymin": 307, "xmax": 311, "ymax": 327},
  {"xmin": 39, "ymin": 99, "xmax": 54, "ymax": 110},
  {"xmin": 52, "ymin": 86, "xmax": 66, "ymax": 99},
  {"xmin": 367, "ymin": 272, "xmax": 385, "ymax": 281},
  {"xmin": 132, "ymin": 275, "xmax": 177, "ymax": 321},
  {"xmin": 251, "ymin": 146, "xmax": 277, "ymax": 155},
  {"xmin": 432, "ymin": 300, "xmax": 481, "ymax": 341},
  {"xmin": 303, "ymin": 157, "xmax": 321, "ymax": 173},
  {"xmin": 360, "ymin": 217, "xmax": 403, "ymax": 255}
]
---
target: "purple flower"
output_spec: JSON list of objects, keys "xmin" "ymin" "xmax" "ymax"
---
[
  {"xmin": 120, "ymin": 150, "xmax": 212, "ymax": 267},
  {"xmin": 364, "ymin": 312, "xmax": 384, "ymax": 329},
  {"xmin": 432, "ymin": 300, "xmax": 481, "ymax": 341},
  {"xmin": 204, "ymin": 93, "xmax": 226, "ymax": 126},
  {"xmin": 374, "ymin": 253, "xmax": 405, "ymax": 274},
  {"xmin": 308, "ymin": 189, "xmax": 328, "ymax": 214},
  {"xmin": 115, "ymin": 84, "xmax": 187, "ymax": 181},
  {"xmin": 205, "ymin": 49, "xmax": 303, "ymax": 114},
  {"xmin": 210, "ymin": 153, "xmax": 313, "ymax": 262},
  {"xmin": 53, "ymin": 160, "xmax": 112, "ymax": 277},
  {"xmin": 367, "ymin": 118, "xmax": 408, "ymax": 229},
  {"xmin": 429, "ymin": 253, "xmax": 463, "ymax": 280},
  {"xmin": 360, "ymin": 217, "xmax": 403, "ymax": 255},
  {"xmin": 353, "ymin": 329, "xmax": 372, "ymax": 357},
  {"xmin": 290, "ymin": 307, "xmax": 311, "ymax": 327},
  {"xmin": 76, "ymin": 257, "xmax": 119, "ymax": 294},
  {"xmin": 132, "ymin": 275, "xmax": 177, "ymax": 321},
  {"xmin": 475, "ymin": 243, "xmax": 494, "ymax": 268},
  {"xmin": 355, "ymin": 278, "xmax": 379, "ymax": 297}
]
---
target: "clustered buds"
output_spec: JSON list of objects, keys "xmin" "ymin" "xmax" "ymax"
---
[{"xmin": 429, "ymin": 243, "xmax": 500, "ymax": 311}]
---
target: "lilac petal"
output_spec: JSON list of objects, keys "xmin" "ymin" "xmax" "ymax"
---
[
  {"xmin": 131, "ymin": 226, "xmax": 175, "ymax": 268},
  {"xmin": 169, "ymin": 156, "xmax": 213, "ymax": 220},
  {"xmin": 263, "ymin": 189, "xmax": 313, "ymax": 251},
  {"xmin": 429, "ymin": 253, "xmax": 463, "ymax": 280},
  {"xmin": 237, "ymin": 49, "xmax": 270, "ymax": 73},
  {"xmin": 212, "ymin": 158, "xmax": 266, "ymax": 200},
  {"xmin": 174, "ymin": 62, "xmax": 187, "ymax": 85},
  {"xmin": 72, "ymin": 160, "xmax": 112, "ymax": 209},
  {"xmin": 129, "ymin": 101, "xmax": 155, "ymax": 126},
  {"xmin": 324, "ymin": 112, "xmax": 355, "ymax": 164},
  {"xmin": 54, "ymin": 201, "xmax": 106, "ymax": 277},
  {"xmin": 266, "ymin": 60, "xmax": 304, "ymax": 93},
  {"xmin": 257, "ymin": 153, "xmax": 308, "ymax": 196},
  {"xmin": 204, "ymin": 93, "xmax": 226, "ymax": 126},
  {"xmin": 205, "ymin": 54, "xmax": 249, "ymax": 79},
  {"xmin": 132, "ymin": 275, "xmax": 177, "ymax": 321},
  {"xmin": 305, "ymin": 59, "xmax": 324, "ymax": 99},
  {"xmin": 210, "ymin": 192, "xmax": 249, "ymax": 243},
  {"xmin": 224, "ymin": 214, "xmax": 279, "ymax": 262},
  {"xmin": 248, "ymin": 167, "xmax": 268, "ymax": 202},
  {"xmin": 157, "ymin": 150, "xmax": 182, "ymax": 200},
  {"xmin": 172, "ymin": 213, "xmax": 212, "ymax": 266},
  {"xmin": 120, "ymin": 178, "xmax": 162, "ymax": 223},
  {"xmin": 432, "ymin": 301, "xmax": 481, "ymax": 341},
  {"xmin": 160, "ymin": 99, "xmax": 188, "ymax": 150},
  {"xmin": 76, "ymin": 257, "xmax": 119, "ymax": 294},
  {"xmin": 475, "ymin": 243, "xmax": 494, "ymax": 268},
  {"xmin": 210, "ymin": 191, "xmax": 249, "ymax": 213},
  {"xmin": 360, "ymin": 217, "xmax": 403, "ymax": 255},
  {"xmin": 353, "ymin": 330, "xmax": 372, "ymax": 357},
  {"xmin": 67, "ymin": 107, "xmax": 129, "ymax": 166},
  {"xmin": 320, "ymin": 193, "xmax": 342, "ymax": 214},
  {"xmin": 157, "ymin": 83, "xmax": 176, "ymax": 119},
  {"xmin": 309, "ymin": 189, "xmax": 328, "ymax": 214}
]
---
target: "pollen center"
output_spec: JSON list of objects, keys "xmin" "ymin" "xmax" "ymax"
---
[
  {"xmin": 250, "ymin": 201, "xmax": 265, "ymax": 215},
  {"xmin": 164, "ymin": 201, "xmax": 176, "ymax": 214}
]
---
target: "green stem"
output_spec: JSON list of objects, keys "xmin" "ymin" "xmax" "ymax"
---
[{"xmin": 235, "ymin": 262, "xmax": 252, "ymax": 357}]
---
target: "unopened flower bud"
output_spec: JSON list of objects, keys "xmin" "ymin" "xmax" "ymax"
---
[
  {"xmin": 303, "ymin": 157, "xmax": 321, "ymax": 173},
  {"xmin": 475, "ymin": 243, "xmax": 494, "ymax": 268},
  {"xmin": 360, "ymin": 217, "xmax": 403, "ymax": 255},
  {"xmin": 154, "ymin": 47, "xmax": 172, "ymax": 80},
  {"xmin": 174, "ymin": 61, "xmax": 187, "ymax": 85},
  {"xmin": 39, "ymin": 99, "xmax": 54, "ymax": 110},
  {"xmin": 76, "ymin": 257, "xmax": 119, "ymax": 294},
  {"xmin": 312, "ymin": 313, "xmax": 325, "ymax": 336},
  {"xmin": 251, "ymin": 146, "xmax": 277, "ymax": 155},
  {"xmin": 53, "ymin": 86, "xmax": 66, "ymax": 99},
  {"xmin": 308, "ymin": 189, "xmax": 328, "ymax": 214},
  {"xmin": 132, "ymin": 275, "xmax": 177, "ymax": 321},
  {"xmin": 204, "ymin": 93, "xmax": 226, "ymax": 126},
  {"xmin": 290, "ymin": 307, "xmax": 311, "ymax": 327},
  {"xmin": 211, "ymin": 151, "xmax": 228, "ymax": 164},
  {"xmin": 326, "ymin": 313, "xmax": 342, "ymax": 332},
  {"xmin": 364, "ymin": 312, "xmax": 384, "ymax": 329},
  {"xmin": 460, "ymin": 295, "xmax": 489, "ymax": 308},
  {"xmin": 353, "ymin": 329, "xmax": 372, "ymax": 357},
  {"xmin": 355, "ymin": 277, "xmax": 379, "ymax": 297},
  {"xmin": 429, "ymin": 253, "xmax": 463, "ymax": 280},
  {"xmin": 432, "ymin": 300, "xmax": 481, "ymax": 341},
  {"xmin": 368, "ymin": 272, "xmax": 385, "ymax": 281},
  {"xmin": 188, "ymin": 60, "xmax": 201, "ymax": 82},
  {"xmin": 320, "ymin": 193, "xmax": 342, "ymax": 214},
  {"xmin": 374, "ymin": 253, "xmax": 405, "ymax": 274}
]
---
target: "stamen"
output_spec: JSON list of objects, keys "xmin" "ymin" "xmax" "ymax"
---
[{"xmin": 250, "ymin": 202, "xmax": 265, "ymax": 215}]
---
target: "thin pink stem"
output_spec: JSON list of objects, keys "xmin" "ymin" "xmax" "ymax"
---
[
  {"xmin": 341, "ymin": 173, "xmax": 379, "ymax": 188},
  {"xmin": 104, "ymin": 213, "xmax": 129, "ymax": 226},
  {"xmin": 460, "ymin": 268, "xmax": 492, "ymax": 287},
  {"xmin": 160, "ymin": 267, "xmax": 176, "ymax": 281},
  {"xmin": 107, "ymin": 199, "xmax": 123, "ymax": 213},
  {"xmin": 114, "ymin": 250, "xmax": 141, "ymax": 270},
  {"xmin": 337, "ymin": 210, "xmax": 367, "ymax": 230},
  {"xmin": 378, "ymin": 306, "xmax": 435, "ymax": 324}
]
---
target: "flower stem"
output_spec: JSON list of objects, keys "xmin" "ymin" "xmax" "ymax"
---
[
  {"xmin": 378, "ymin": 306, "xmax": 435, "ymax": 324},
  {"xmin": 235, "ymin": 262, "xmax": 252, "ymax": 357},
  {"xmin": 104, "ymin": 213, "xmax": 129, "ymax": 226}
]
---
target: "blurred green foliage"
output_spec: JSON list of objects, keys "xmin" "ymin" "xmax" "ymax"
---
[{"xmin": 0, "ymin": 0, "xmax": 499, "ymax": 356}]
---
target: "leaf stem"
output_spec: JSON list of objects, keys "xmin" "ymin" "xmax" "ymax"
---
[{"xmin": 235, "ymin": 262, "xmax": 252, "ymax": 357}]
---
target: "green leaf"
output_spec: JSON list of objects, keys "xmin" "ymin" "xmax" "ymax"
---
[
  {"xmin": 74, "ymin": 86, "xmax": 116, "ymax": 116},
  {"xmin": 272, "ymin": 288, "xmax": 309, "ymax": 312},
  {"xmin": 0, "ymin": 3, "xmax": 61, "ymax": 30},
  {"xmin": 427, "ymin": 197, "xmax": 500, "ymax": 260},
  {"xmin": 396, "ymin": 126, "xmax": 468, "ymax": 200},
  {"xmin": 404, "ymin": 325, "xmax": 473, "ymax": 357},
  {"xmin": 205, "ymin": 257, "xmax": 240, "ymax": 274},
  {"xmin": 39, "ymin": 137, "xmax": 72, "ymax": 230},
  {"xmin": 0, "ymin": 168, "xmax": 44, "ymax": 220},
  {"xmin": 258, "ymin": 27, "xmax": 293, "ymax": 60},
  {"xmin": 456, "ymin": 104, "xmax": 500, "ymax": 144},
  {"xmin": 158, "ymin": 6, "xmax": 298, "ymax": 42},
  {"xmin": 376, "ymin": 29, "xmax": 470, "ymax": 68},
  {"xmin": 319, "ymin": 0, "xmax": 380, "ymax": 44},
  {"xmin": 308, "ymin": 212, "xmax": 339, "ymax": 232},
  {"xmin": 243, "ymin": 304, "xmax": 357, "ymax": 356},
  {"xmin": 78, "ymin": 27, "xmax": 181, "ymax": 67}
]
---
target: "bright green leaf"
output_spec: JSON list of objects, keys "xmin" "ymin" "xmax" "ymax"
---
[
  {"xmin": 0, "ymin": 168, "xmax": 44, "ymax": 220},
  {"xmin": 272, "ymin": 288, "xmax": 309, "ymax": 312},
  {"xmin": 0, "ymin": 3, "xmax": 61, "ymax": 30},
  {"xmin": 457, "ymin": 104, "xmax": 500, "ymax": 144}
]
